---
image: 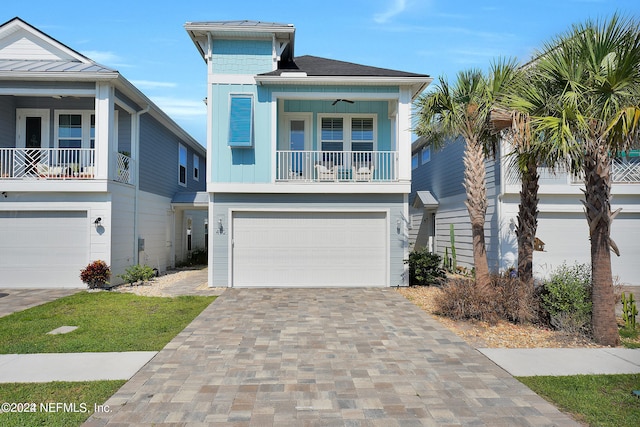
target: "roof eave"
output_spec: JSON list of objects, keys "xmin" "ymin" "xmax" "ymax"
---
[
  {"xmin": 0, "ymin": 71, "xmax": 120, "ymax": 81},
  {"xmin": 255, "ymin": 75, "xmax": 432, "ymax": 98}
]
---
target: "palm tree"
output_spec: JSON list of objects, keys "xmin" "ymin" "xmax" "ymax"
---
[
  {"xmin": 414, "ymin": 60, "xmax": 519, "ymax": 290},
  {"xmin": 491, "ymin": 65, "xmax": 583, "ymax": 290},
  {"xmin": 532, "ymin": 15, "xmax": 640, "ymax": 346}
]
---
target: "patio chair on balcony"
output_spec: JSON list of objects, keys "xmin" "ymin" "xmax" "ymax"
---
[
  {"xmin": 315, "ymin": 161, "xmax": 336, "ymax": 181},
  {"xmin": 352, "ymin": 162, "xmax": 374, "ymax": 181}
]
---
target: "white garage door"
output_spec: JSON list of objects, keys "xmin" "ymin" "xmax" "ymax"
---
[
  {"xmin": 534, "ymin": 212, "xmax": 639, "ymax": 285},
  {"xmin": 232, "ymin": 211, "xmax": 387, "ymax": 287},
  {"xmin": 0, "ymin": 211, "xmax": 88, "ymax": 288}
]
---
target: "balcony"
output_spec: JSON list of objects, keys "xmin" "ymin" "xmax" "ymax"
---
[
  {"xmin": 0, "ymin": 148, "xmax": 132, "ymax": 184},
  {"xmin": 276, "ymin": 150, "xmax": 398, "ymax": 182}
]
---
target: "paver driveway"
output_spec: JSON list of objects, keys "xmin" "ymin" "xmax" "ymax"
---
[{"xmin": 85, "ymin": 288, "xmax": 578, "ymax": 426}]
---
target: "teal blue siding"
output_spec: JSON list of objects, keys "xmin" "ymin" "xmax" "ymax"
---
[
  {"xmin": 211, "ymin": 84, "xmax": 272, "ymax": 183},
  {"xmin": 212, "ymin": 40, "xmax": 273, "ymax": 75}
]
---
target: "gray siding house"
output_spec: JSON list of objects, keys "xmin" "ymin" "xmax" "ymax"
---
[
  {"xmin": 410, "ymin": 136, "xmax": 640, "ymax": 286},
  {"xmin": 0, "ymin": 17, "xmax": 206, "ymax": 288}
]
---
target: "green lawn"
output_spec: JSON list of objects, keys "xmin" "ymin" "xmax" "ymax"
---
[
  {"xmin": 518, "ymin": 374, "xmax": 640, "ymax": 427},
  {"xmin": 0, "ymin": 292, "xmax": 216, "ymax": 353},
  {"xmin": 0, "ymin": 380, "xmax": 125, "ymax": 427}
]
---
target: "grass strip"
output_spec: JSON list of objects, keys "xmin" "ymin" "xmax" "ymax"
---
[
  {"xmin": 0, "ymin": 292, "xmax": 215, "ymax": 353},
  {"xmin": 518, "ymin": 374, "xmax": 640, "ymax": 427},
  {"xmin": 0, "ymin": 380, "xmax": 125, "ymax": 427}
]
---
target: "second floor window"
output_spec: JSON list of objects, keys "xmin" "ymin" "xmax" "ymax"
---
[
  {"xmin": 421, "ymin": 146, "xmax": 431, "ymax": 164},
  {"xmin": 320, "ymin": 116, "xmax": 376, "ymax": 152},
  {"xmin": 179, "ymin": 144, "xmax": 187, "ymax": 186},
  {"xmin": 412, "ymin": 153, "xmax": 418, "ymax": 170},
  {"xmin": 228, "ymin": 94, "xmax": 253, "ymax": 147},
  {"xmin": 56, "ymin": 111, "xmax": 95, "ymax": 149},
  {"xmin": 193, "ymin": 154, "xmax": 200, "ymax": 181}
]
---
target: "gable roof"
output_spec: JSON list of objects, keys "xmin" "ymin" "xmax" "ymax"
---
[
  {"xmin": 256, "ymin": 55, "xmax": 431, "ymax": 98},
  {"xmin": 0, "ymin": 17, "xmax": 116, "ymax": 78},
  {"xmin": 263, "ymin": 55, "xmax": 429, "ymax": 78}
]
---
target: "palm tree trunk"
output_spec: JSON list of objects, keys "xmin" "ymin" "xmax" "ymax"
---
[
  {"xmin": 463, "ymin": 139, "xmax": 490, "ymax": 290},
  {"xmin": 583, "ymin": 144, "xmax": 620, "ymax": 346},
  {"xmin": 516, "ymin": 159, "xmax": 539, "ymax": 290}
]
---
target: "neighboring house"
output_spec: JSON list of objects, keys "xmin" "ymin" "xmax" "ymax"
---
[
  {"xmin": 0, "ymin": 17, "xmax": 207, "ymax": 288},
  {"xmin": 409, "ymin": 136, "xmax": 640, "ymax": 285},
  {"xmin": 185, "ymin": 20, "xmax": 432, "ymax": 287}
]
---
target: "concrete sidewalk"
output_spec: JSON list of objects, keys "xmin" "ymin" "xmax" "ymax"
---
[
  {"xmin": 0, "ymin": 352, "xmax": 157, "ymax": 383},
  {"xmin": 479, "ymin": 347, "xmax": 640, "ymax": 376},
  {"xmin": 1, "ymin": 348, "xmax": 638, "ymax": 384}
]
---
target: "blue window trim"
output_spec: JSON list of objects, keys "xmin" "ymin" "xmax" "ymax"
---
[{"xmin": 228, "ymin": 94, "xmax": 254, "ymax": 148}]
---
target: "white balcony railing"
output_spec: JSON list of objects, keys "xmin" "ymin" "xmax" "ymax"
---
[
  {"xmin": 276, "ymin": 150, "xmax": 398, "ymax": 182},
  {"xmin": 0, "ymin": 148, "xmax": 132, "ymax": 184},
  {"xmin": 504, "ymin": 157, "xmax": 640, "ymax": 187}
]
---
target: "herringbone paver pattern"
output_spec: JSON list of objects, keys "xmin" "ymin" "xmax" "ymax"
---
[{"xmin": 85, "ymin": 288, "xmax": 578, "ymax": 426}]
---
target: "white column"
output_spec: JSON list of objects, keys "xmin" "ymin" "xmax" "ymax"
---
[
  {"xmin": 397, "ymin": 87, "xmax": 412, "ymax": 182},
  {"xmin": 94, "ymin": 82, "xmax": 114, "ymax": 180}
]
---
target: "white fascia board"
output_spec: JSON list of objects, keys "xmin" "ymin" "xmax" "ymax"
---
[
  {"xmin": 206, "ymin": 182, "xmax": 411, "ymax": 194},
  {"xmin": 0, "ymin": 71, "xmax": 119, "ymax": 81},
  {"xmin": 257, "ymin": 75, "xmax": 432, "ymax": 97},
  {"xmin": 1, "ymin": 180, "xmax": 110, "ymax": 193},
  {"xmin": 271, "ymin": 91, "xmax": 399, "ymax": 101},
  {"xmin": 0, "ymin": 87, "xmax": 96, "ymax": 97},
  {"xmin": 209, "ymin": 74, "xmax": 256, "ymax": 84}
]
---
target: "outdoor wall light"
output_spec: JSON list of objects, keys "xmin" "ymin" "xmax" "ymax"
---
[
  {"xmin": 94, "ymin": 217, "xmax": 102, "ymax": 226},
  {"xmin": 217, "ymin": 218, "xmax": 224, "ymax": 235},
  {"xmin": 396, "ymin": 218, "xmax": 402, "ymax": 234}
]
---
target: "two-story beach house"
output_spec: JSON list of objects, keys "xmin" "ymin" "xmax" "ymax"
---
[
  {"xmin": 185, "ymin": 20, "xmax": 432, "ymax": 287},
  {"xmin": 0, "ymin": 17, "xmax": 207, "ymax": 288},
  {"xmin": 410, "ymin": 136, "xmax": 640, "ymax": 286}
]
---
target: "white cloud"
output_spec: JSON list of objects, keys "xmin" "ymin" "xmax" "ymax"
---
[
  {"xmin": 374, "ymin": 0, "xmax": 408, "ymax": 24},
  {"xmin": 130, "ymin": 80, "xmax": 177, "ymax": 89},
  {"xmin": 149, "ymin": 96, "xmax": 207, "ymax": 118},
  {"xmin": 80, "ymin": 50, "xmax": 130, "ymax": 68}
]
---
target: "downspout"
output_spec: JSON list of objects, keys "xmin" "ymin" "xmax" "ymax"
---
[{"xmin": 133, "ymin": 105, "xmax": 150, "ymax": 265}]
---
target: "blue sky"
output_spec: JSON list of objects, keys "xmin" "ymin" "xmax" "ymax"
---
[{"xmin": 5, "ymin": 0, "xmax": 639, "ymax": 145}]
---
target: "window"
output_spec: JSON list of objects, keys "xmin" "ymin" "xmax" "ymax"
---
[
  {"xmin": 228, "ymin": 94, "xmax": 253, "ymax": 147},
  {"xmin": 55, "ymin": 111, "xmax": 95, "ymax": 149},
  {"xmin": 421, "ymin": 146, "xmax": 431, "ymax": 164},
  {"xmin": 412, "ymin": 153, "xmax": 419, "ymax": 170},
  {"xmin": 193, "ymin": 154, "xmax": 200, "ymax": 181},
  {"xmin": 321, "ymin": 117, "xmax": 343, "ymax": 151},
  {"xmin": 351, "ymin": 118, "xmax": 374, "ymax": 151},
  {"xmin": 319, "ymin": 115, "xmax": 376, "ymax": 152},
  {"xmin": 179, "ymin": 144, "xmax": 187, "ymax": 186}
]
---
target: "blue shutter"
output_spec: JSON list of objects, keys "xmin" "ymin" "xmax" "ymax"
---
[{"xmin": 228, "ymin": 95, "xmax": 253, "ymax": 147}]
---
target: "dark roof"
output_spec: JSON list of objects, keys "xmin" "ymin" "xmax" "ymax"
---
[{"xmin": 261, "ymin": 55, "xmax": 430, "ymax": 78}]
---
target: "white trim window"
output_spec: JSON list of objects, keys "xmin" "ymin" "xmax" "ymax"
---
[
  {"xmin": 318, "ymin": 114, "xmax": 377, "ymax": 152},
  {"xmin": 193, "ymin": 154, "xmax": 200, "ymax": 181},
  {"xmin": 55, "ymin": 111, "xmax": 95, "ymax": 149},
  {"xmin": 179, "ymin": 144, "xmax": 187, "ymax": 186},
  {"xmin": 412, "ymin": 153, "xmax": 418, "ymax": 170}
]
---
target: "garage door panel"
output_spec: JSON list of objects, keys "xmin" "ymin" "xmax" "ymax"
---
[
  {"xmin": 0, "ymin": 211, "xmax": 88, "ymax": 287},
  {"xmin": 534, "ymin": 212, "xmax": 638, "ymax": 285},
  {"xmin": 233, "ymin": 211, "xmax": 387, "ymax": 287}
]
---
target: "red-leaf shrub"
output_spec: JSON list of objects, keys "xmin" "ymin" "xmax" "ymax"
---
[{"xmin": 80, "ymin": 260, "xmax": 111, "ymax": 289}]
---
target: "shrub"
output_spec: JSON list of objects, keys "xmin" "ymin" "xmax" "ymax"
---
[
  {"xmin": 119, "ymin": 264, "xmax": 156, "ymax": 285},
  {"xmin": 539, "ymin": 263, "xmax": 592, "ymax": 334},
  {"xmin": 433, "ymin": 274, "xmax": 539, "ymax": 324},
  {"xmin": 404, "ymin": 248, "xmax": 446, "ymax": 286},
  {"xmin": 433, "ymin": 278, "xmax": 499, "ymax": 323},
  {"xmin": 80, "ymin": 260, "xmax": 111, "ymax": 289},
  {"xmin": 492, "ymin": 274, "xmax": 538, "ymax": 324}
]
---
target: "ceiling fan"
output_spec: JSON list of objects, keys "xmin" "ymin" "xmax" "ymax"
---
[{"xmin": 331, "ymin": 99, "xmax": 354, "ymax": 105}]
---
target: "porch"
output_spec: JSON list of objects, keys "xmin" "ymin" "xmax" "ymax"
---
[
  {"xmin": 0, "ymin": 148, "xmax": 132, "ymax": 184},
  {"xmin": 275, "ymin": 150, "xmax": 398, "ymax": 182}
]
